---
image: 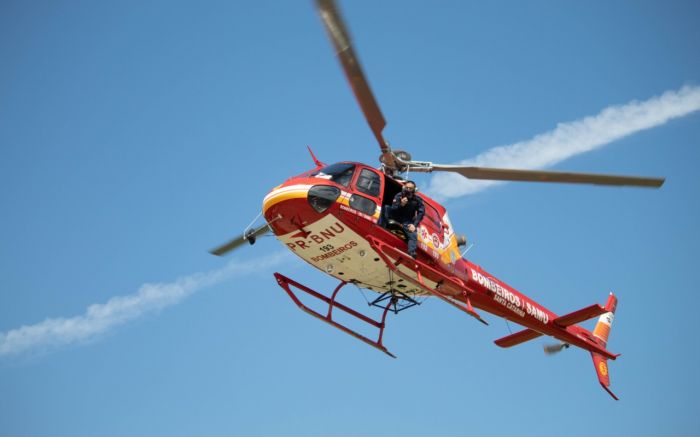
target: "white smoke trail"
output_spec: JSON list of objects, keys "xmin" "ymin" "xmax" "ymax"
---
[
  {"xmin": 427, "ymin": 85, "xmax": 700, "ymax": 199},
  {"xmin": 0, "ymin": 251, "xmax": 291, "ymax": 358}
]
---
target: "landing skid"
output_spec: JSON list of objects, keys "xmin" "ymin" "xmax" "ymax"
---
[{"xmin": 274, "ymin": 272, "xmax": 397, "ymax": 358}]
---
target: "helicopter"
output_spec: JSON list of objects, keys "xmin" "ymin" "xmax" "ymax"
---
[{"xmin": 211, "ymin": 0, "xmax": 664, "ymax": 400}]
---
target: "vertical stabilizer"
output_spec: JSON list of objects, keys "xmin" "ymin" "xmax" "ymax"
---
[{"xmin": 591, "ymin": 292, "xmax": 619, "ymax": 400}]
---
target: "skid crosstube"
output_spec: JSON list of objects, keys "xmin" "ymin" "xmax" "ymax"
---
[
  {"xmin": 367, "ymin": 236, "xmax": 488, "ymax": 325},
  {"xmin": 274, "ymin": 272, "xmax": 396, "ymax": 358}
]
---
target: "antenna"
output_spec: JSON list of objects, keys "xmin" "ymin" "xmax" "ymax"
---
[{"xmin": 461, "ymin": 242, "xmax": 474, "ymax": 257}]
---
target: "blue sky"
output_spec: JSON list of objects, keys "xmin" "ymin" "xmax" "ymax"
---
[{"xmin": 1, "ymin": 1, "xmax": 699, "ymax": 436}]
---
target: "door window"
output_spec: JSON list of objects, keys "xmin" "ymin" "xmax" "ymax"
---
[{"xmin": 355, "ymin": 168, "xmax": 381, "ymax": 197}]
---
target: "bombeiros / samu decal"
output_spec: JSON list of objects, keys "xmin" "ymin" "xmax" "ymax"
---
[{"xmin": 468, "ymin": 268, "xmax": 549, "ymax": 324}]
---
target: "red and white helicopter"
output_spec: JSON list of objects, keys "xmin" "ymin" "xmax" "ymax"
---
[{"xmin": 212, "ymin": 0, "xmax": 664, "ymax": 400}]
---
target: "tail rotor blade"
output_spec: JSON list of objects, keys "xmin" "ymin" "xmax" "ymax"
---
[{"xmin": 543, "ymin": 342, "xmax": 570, "ymax": 355}]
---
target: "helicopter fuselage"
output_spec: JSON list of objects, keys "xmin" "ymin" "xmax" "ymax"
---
[{"xmin": 262, "ymin": 161, "xmax": 616, "ymax": 360}]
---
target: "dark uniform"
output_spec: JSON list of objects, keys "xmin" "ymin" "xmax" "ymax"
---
[{"xmin": 387, "ymin": 191, "xmax": 425, "ymax": 257}]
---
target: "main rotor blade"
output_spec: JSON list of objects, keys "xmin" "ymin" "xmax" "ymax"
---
[
  {"xmin": 431, "ymin": 165, "xmax": 665, "ymax": 188},
  {"xmin": 210, "ymin": 223, "xmax": 271, "ymax": 256},
  {"xmin": 315, "ymin": 0, "xmax": 390, "ymax": 156}
]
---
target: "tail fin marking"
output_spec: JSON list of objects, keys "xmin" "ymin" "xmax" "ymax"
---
[{"xmin": 592, "ymin": 352, "xmax": 619, "ymax": 400}]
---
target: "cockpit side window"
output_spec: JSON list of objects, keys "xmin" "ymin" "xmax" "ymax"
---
[
  {"xmin": 356, "ymin": 168, "xmax": 381, "ymax": 197},
  {"xmin": 424, "ymin": 203, "xmax": 442, "ymax": 229},
  {"xmin": 311, "ymin": 163, "xmax": 356, "ymax": 187}
]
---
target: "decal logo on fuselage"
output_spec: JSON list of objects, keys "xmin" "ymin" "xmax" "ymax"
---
[{"xmin": 417, "ymin": 225, "xmax": 443, "ymax": 260}]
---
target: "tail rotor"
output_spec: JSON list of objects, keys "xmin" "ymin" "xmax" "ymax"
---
[{"xmin": 543, "ymin": 342, "xmax": 570, "ymax": 355}]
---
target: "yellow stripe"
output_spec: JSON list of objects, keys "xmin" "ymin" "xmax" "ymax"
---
[{"xmin": 263, "ymin": 189, "xmax": 308, "ymax": 213}]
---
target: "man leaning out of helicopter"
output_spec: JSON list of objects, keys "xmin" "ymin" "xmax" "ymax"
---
[{"xmin": 386, "ymin": 180, "xmax": 425, "ymax": 258}]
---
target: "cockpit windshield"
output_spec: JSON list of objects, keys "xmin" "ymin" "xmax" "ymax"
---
[{"xmin": 311, "ymin": 163, "xmax": 356, "ymax": 187}]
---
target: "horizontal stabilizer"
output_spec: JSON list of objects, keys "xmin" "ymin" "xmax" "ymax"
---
[
  {"xmin": 495, "ymin": 328, "xmax": 542, "ymax": 348},
  {"xmin": 553, "ymin": 303, "xmax": 607, "ymax": 328}
]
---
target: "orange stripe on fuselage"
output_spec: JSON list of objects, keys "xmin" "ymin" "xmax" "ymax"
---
[{"xmin": 262, "ymin": 185, "xmax": 310, "ymax": 213}]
